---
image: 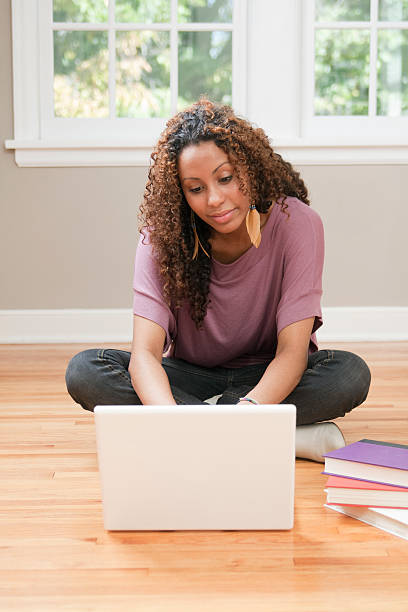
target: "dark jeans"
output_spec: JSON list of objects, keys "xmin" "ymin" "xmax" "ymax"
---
[{"xmin": 65, "ymin": 348, "xmax": 371, "ymax": 426}]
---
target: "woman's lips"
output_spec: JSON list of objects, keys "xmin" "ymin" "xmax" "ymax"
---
[{"xmin": 210, "ymin": 209, "xmax": 235, "ymax": 223}]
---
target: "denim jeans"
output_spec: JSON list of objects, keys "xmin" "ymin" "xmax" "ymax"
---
[{"xmin": 65, "ymin": 348, "xmax": 371, "ymax": 426}]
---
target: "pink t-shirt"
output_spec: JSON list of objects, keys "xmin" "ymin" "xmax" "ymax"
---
[{"xmin": 133, "ymin": 196, "xmax": 324, "ymax": 368}]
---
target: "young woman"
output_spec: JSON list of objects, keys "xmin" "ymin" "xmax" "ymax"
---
[{"xmin": 66, "ymin": 99, "xmax": 371, "ymax": 463}]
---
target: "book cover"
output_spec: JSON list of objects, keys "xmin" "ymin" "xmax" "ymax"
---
[
  {"xmin": 325, "ymin": 475, "xmax": 408, "ymax": 508},
  {"xmin": 324, "ymin": 439, "xmax": 408, "ymax": 470},
  {"xmin": 326, "ymin": 475, "xmax": 408, "ymax": 491},
  {"xmin": 323, "ymin": 439, "xmax": 408, "ymax": 488},
  {"xmin": 325, "ymin": 503, "xmax": 408, "ymax": 541}
]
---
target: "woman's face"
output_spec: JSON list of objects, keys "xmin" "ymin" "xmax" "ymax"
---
[{"xmin": 177, "ymin": 140, "xmax": 251, "ymax": 238}]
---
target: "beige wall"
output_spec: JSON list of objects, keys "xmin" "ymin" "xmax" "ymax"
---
[{"xmin": 1, "ymin": 2, "xmax": 407, "ymax": 310}]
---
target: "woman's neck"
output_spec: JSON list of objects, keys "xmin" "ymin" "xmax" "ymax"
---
[{"xmin": 209, "ymin": 208, "xmax": 272, "ymax": 264}]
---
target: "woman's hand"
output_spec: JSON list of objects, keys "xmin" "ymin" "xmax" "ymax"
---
[
  {"xmin": 129, "ymin": 315, "xmax": 176, "ymax": 405},
  {"xmin": 240, "ymin": 318, "xmax": 315, "ymax": 405}
]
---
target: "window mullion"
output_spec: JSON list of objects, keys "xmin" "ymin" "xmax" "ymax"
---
[
  {"xmin": 232, "ymin": 0, "xmax": 247, "ymax": 115},
  {"xmin": 176, "ymin": 22, "xmax": 232, "ymax": 31},
  {"xmin": 52, "ymin": 23, "xmax": 109, "ymax": 31},
  {"xmin": 369, "ymin": 0, "xmax": 379, "ymax": 117},
  {"xmin": 39, "ymin": 0, "xmax": 54, "ymax": 129},
  {"xmin": 170, "ymin": 0, "xmax": 178, "ymax": 115},
  {"xmin": 315, "ymin": 21, "xmax": 373, "ymax": 29},
  {"xmin": 302, "ymin": 0, "xmax": 315, "ymax": 136},
  {"xmin": 108, "ymin": 0, "xmax": 116, "ymax": 119}
]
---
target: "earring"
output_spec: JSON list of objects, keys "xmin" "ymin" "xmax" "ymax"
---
[
  {"xmin": 191, "ymin": 210, "xmax": 210, "ymax": 260},
  {"xmin": 246, "ymin": 204, "xmax": 261, "ymax": 248}
]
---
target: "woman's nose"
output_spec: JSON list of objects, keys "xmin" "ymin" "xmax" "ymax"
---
[{"xmin": 207, "ymin": 185, "xmax": 224, "ymax": 207}]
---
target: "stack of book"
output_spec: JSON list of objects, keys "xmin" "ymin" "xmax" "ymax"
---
[{"xmin": 323, "ymin": 439, "xmax": 408, "ymax": 540}]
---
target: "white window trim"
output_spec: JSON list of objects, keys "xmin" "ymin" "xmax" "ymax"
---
[
  {"xmin": 301, "ymin": 0, "xmax": 408, "ymax": 142},
  {"xmin": 5, "ymin": 0, "xmax": 408, "ymax": 167},
  {"xmin": 5, "ymin": 0, "xmax": 246, "ymax": 166}
]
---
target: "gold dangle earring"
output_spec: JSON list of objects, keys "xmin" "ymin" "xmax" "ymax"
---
[
  {"xmin": 246, "ymin": 204, "xmax": 261, "ymax": 248},
  {"xmin": 191, "ymin": 209, "xmax": 210, "ymax": 260}
]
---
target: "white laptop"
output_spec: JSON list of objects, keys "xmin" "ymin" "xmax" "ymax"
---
[{"xmin": 94, "ymin": 404, "xmax": 296, "ymax": 531}]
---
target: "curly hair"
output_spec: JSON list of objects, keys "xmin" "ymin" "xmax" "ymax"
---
[{"xmin": 138, "ymin": 98, "xmax": 310, "ymax": 328}]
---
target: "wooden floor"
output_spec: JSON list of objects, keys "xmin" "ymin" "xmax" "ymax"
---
[{"xmin": 0, "ymin": 342, "xmax": 407, "ymax": 611}]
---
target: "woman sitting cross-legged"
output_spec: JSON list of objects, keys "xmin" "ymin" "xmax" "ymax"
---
[{"xmin": 65, "ymin": 98, "xmax": 371, "ymax": 463}]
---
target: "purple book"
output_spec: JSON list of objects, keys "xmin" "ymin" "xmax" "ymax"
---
[{"xmin": 323, "ymin": 439, "xmax": 408, "ymax": 488}]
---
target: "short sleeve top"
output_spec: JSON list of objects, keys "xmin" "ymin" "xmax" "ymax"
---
[{"xmin": 133, "ymin": 196, "xmax": 324, "ymax": 368}]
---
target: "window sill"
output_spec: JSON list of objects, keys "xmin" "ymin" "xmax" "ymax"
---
[{"xmin": 5, "ymin": 139, "xmax": 408, "ymax": 167}]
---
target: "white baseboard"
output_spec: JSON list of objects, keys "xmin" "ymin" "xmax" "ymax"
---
[
  {"xmin": 0, "ymin": 309, "xmax": 133, "ymax": 344},
  {"xmin": 317, "ymin": 307, "xmax": 408, "ymax": 342},
  {"xmin": 0, "ymin": 307, "xmax": 407, "ymax": 344}
]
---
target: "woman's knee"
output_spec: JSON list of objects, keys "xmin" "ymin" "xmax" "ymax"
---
[
  {"xmin": 336, "ymin": 350, "xmax": 371, "ymax": 410},
  {"xmin": 65, "ymin": 348, "xmax": 100, "ymax": 410}
]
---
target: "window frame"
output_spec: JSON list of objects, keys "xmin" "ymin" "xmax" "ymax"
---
[
  {"xmin": 41, "ymin": 0, "xmax": 240, "ymax": 139},
  {"xmin": 301, "ymin": 0, "xmax": 408, "ymax": 142},
  {"xmin": 6, "ymin": 0, "xmax": 246, "ymax": 166},
  {"xmin": 5, "ymin": 0, "xmax": 408, "ymax": 166}
]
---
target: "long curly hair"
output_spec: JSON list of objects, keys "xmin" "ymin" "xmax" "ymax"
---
[{"xmin": 139, "ymin": 98, "xmax": 310, "ymax": 328}]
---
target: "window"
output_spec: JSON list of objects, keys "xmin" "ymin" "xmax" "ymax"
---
[
  {"xmin": 6, "ymin": 0, "xmax": 246, "ymax": 166},
  {"xmin": 301, "ymin": 0, "xmax": 408, "ymax": 143},
  {"xmin": 6, "ymin": 0, "xmax": 408, "ymax": 166},
  {"xmin": 51, "ymin": 0, "xmax": 233, "ymax": 120}
]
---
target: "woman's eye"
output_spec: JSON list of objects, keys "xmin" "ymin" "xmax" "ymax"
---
[{"xmin": 188, "ymin": 176, "xmax": 231, "ymax": 193}]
